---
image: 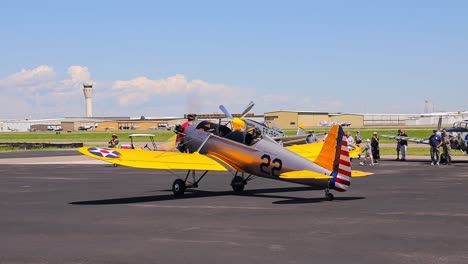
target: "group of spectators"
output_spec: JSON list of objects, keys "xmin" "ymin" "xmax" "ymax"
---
[
  {"xmin": 308, "ymin": 127, "xmax": 454, "ymax": 166},
  {"xmin": 429, "ymin": 128, "xmax": 453, "ymax": 165},
  {"xmin": 358, "ymin": 131, "xmax": 380, "ymax": 166},
  {"xmin": 359, "ymin": 128, "xmax": 454, "ymax": 166}
]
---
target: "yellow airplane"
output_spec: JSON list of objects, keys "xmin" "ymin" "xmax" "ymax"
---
[{"xmin": 78, "ymin": 112, "xmax": 372, "ymax": 201}]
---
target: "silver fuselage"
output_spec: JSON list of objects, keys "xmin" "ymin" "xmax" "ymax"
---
[{"xmin": 184, "ymin": 124, "xmax": 331, "ymax": 188}]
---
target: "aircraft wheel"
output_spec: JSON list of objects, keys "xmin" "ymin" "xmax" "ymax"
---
[
  {"xmin": 325, "ymin": 192, "xmax": 334, "ymax": 201},
  {"xmin": 172, "ymin": 179, "xmax": 186, "ymax": 196},
  {"xmin": 231, "ymin": 176, "xmax": 245, "ymax": 192}
]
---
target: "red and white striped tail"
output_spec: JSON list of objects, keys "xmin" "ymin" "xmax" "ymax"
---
[{"xmin": 334, "ymin": 134, "xmax": 352, "ymax": 192}]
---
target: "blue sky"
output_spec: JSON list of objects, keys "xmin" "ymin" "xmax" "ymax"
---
[{"xmin": 1, "ymin": 0, "xmax": 467, "ymax": 119}]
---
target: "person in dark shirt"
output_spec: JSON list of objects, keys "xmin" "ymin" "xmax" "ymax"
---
[
  {"xmin": 176, "ymin": 114, "xmax": 197, "ymax": 152},
  {"xmin": 108, "ymin": 134, "xmax": 120, "ymax": 148},
  {"xmin": 428, "ymin": 130, "xmax": 442, "ymax": 165},
  {"xmin": 371, "ymin": 132, "xmax": 380, "ymax": 163},
  {"xmin": 396, "ymin": 129, "xmax": 401, "ymax": 160},
  {"xmin": 441, "ymin": 128, "xmax": 452, "ymax": 165},
  {"xmin": 399, "ymin": 129, "xmax": 408, "ymax": 161}
]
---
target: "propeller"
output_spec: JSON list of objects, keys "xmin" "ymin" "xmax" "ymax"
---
[
  {"xmin": 219, "ymin": 101, "xmax": 255, "ymax": 131},
  {"xmin": 240, "ymin": 101, "xmax": 255, "ymax": 119},
  {"xmin": 219, "ymin": 105, "xmax": 233, "ymax": 120}
]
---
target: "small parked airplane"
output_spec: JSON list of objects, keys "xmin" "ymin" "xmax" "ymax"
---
[
  {"xmin": 78, "ymin": 123, "xmax": 98, "ymax": 131},
  {"xmin": 78, "ymin": 105, "xmax": 372, "ymax": 200},
  {"xmin": 382, "ymin": 119, "xmax": 468, "ymax": 155}
]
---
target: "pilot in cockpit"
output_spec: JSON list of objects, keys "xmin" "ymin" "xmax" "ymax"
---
[{"xmin": 246, "ymin": 127, "xmax": 263, "ymax": 145}]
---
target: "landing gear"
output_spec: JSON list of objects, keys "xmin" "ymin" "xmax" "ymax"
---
[
  {"xmin": 171, "ymin": 170, "xmax": 209, "ymax": 196},
  {"xmin": 172, "ymin": 179, "xmax": 186, "ymax": 195},
  {"xmin": 231, "ymin": 176, "xmax": 246, "ymax": 192},
  {"xmin": 324, "ymin": 189, "xmax": 334, "ymax": 201}
]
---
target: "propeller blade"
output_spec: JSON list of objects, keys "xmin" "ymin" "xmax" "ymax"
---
[
  {"xmin": 219, "ymin": 105, "xmax": 233, "ymax": 119},
  {"xmin": 240, "ymin": 101, "xmax": 255, "ymax": 119}
]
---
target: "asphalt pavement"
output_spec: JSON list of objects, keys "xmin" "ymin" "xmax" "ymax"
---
[{"xmin": 0, "ymin": 152, "xmax": 467, "ymax": 264}]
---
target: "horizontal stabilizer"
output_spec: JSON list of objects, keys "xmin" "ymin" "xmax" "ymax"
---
[
  {"xmin": 351, "ymin": 170, "xmax": 374, "ymax": 177},
  {"xmin": 78, "ymin": 147, "xmax": 228, "ymax": 171},
  {"xmin": 286, "ymin": 141, "xmax": 361, "ymax": 162},
  {"xmin": 285, "ymin": 142, "xmax": 323, "ymax": 162},
  {"xmin": 381, "ymin": 135, "xmax": 429, "ymax": 144},
  {"xmin": 280, "ymin": 170, "xmax": 333, "ymax": 180}
]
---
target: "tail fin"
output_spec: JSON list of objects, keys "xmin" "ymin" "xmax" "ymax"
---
[
  {"xmin": 437, "ymin": 115, "xmax": 442, "ymax": 130},
  {"xmin": 314, "ymin": 125, "xmax": 352, "ymax": 192},
  {"xmin": 296, "ymin": 124, "xmax": 306, "ymax": 135}
]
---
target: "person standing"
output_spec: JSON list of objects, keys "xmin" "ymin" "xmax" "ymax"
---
[
  {"xmin": 176, "ymin": 114, "xmax": 197, "ymax": 152},
  {"xmin": 322, "ymin": 132, "xmax": 328, "ymax": 142},
  {"xmin": 108, "ymin": 134, "xmax": 120, "ymax": 148},
  {"xmin": 306, "ymin": 130, "xmax": 318, "ymax": 143},
  {"xmin": 428, "ymin": 130, "xmax": 442, "ymax": 165},
  {"xmin": 399, "ymin": 129, "xmax": 408, "ymax": 161},
  {"xmin": 396, "ymin": 129, "xmax": 402, "ymax": 160},
  {"xmin": 441, "ymin": 128, "xmax": 452, "ymax": 165},
  {"xmin": 371, "ymin": 132, "xmax": 380, "ymax": 163},
  {"xmin": 359, "ymin": 139, "xmax": 374, "ymax": 166},
  {"xmin": 354, "ymin": 131, "xmax": 362, "ymax": 159}
]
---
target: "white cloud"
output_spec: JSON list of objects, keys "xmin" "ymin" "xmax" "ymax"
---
[
  {"xmin": 67, "ymin": 66, "xmax": 90, "ymax": 82},
  {"xmin": 0, "ymin": 65, "xmax": 95, "ymax": 118},
  {"xmin": 0, "ymin": 65, "xmax": 57, "ymax": 94},
  {"xmin": 113, "ymin": 74, "xmax": 229, "ymax": 95},
  {"xmin": 111, "ymin": 74, "xmax": 249, "ymax": 114},
  {"xmin": 0, "ymin": 66, "xmax": 255, "ymax": 118}
]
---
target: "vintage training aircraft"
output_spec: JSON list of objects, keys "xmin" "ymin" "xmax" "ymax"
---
[{"xmin": 78, "ymin": 108, "xmax": 372, "ymax": 201}]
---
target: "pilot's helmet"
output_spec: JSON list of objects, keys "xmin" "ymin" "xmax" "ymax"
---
[
  {"xmin": 187, "ymin": 114, "xmax": 197, "ymax": 121},
  {"xmin": 254, "ymin": 127, "xmax": 262, "ymax": 136}
]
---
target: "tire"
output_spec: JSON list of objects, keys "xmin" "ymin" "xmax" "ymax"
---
[
  {"xmin": 231, "ymin": 176, "xmax": 245, "ymax": 192},
  {"xmin": 172, "ymin": 179, "xmax": 186, "ymax": 196}
]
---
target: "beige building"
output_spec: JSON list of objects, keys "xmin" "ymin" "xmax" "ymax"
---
[
  {"xmin": 59, "ymin": 118, "xmax": 186, "ymax": 132},
  {"xmin": 264, "ymin": 111, "xmax": 364, "ymax": 129}
]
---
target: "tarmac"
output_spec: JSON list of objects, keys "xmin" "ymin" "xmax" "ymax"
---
[{"xmin": 0, "ymin": 150, "xmax": 467, "ymax": 264}]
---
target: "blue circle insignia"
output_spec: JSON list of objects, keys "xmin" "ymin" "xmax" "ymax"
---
[{"xmin": 88, "ymin": 147, "xmax": 121, "ymax": 158}]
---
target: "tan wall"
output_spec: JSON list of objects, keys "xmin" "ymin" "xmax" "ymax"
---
[
  {"xmin": 329, "ymin": 114, "xmax": 364, "ymax": 127},
  {"xmin": 61, "ymin": 122, "xmax": 75, "ymax": 132},
  {"xmin": 95, "ymin": 121, "xmax": 119, "ymax": 131},
  {"xmin": 265, "ymin": 111, "xmax": 298, "ymax": 130},
  {"xmin": 96, "ymin": 121, "xmax": 177, "ymax": 131},
  {"xmin": 298, "ymin": 113, "xmax": 329, "ymax": 128}
]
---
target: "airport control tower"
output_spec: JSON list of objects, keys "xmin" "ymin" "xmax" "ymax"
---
[{"xmin": 82, "ymin": 83, "xmax": 93, "ymax": 118}]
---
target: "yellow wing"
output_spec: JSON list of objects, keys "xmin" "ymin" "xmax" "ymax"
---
[
  {"xmin": 78, "ymin": 147, "xmax": 227, "ymax": 171},
  {"xmin": 285, "ymin": 143, "xmax": 372, "ymax": 177},
  {"xmin": 351, "ymin": 170, "xmax": 374, "ymax": 177},
  {"xmin": 286, "ymin": 142, "xmax": 361, "ymax": 162},
  {"xmin": 285, "ymin": 142, "xmax": 324, "ymax": 162}
]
